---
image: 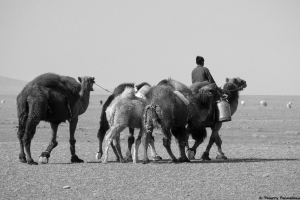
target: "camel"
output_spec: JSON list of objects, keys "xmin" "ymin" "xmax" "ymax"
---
[
  {"xmin": 187, "ymin": 77, "xmax": 247, "ymax": 160},
  {"xmin": 144, "ymin": 78, "xmax": 221, "ymax": 162},
  {"xmin": 102, "ymin": 87, "xmax": 151, "ymax": 164},
  {"xmin": 96, "ymin": 82, "xmax": 161, "ymax": 162},
  {"xmin": 16, "ymin": 73, "xmax": 95, "ymax": 165}
]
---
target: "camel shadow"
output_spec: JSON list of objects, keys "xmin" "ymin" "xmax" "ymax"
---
[
  {"xmin": 147, "ymin": 158, "xmax": 299, "ymax": 164},
  {"xmin": 47, "ymin": 158, "xmax": 299, "ymax": 165}
]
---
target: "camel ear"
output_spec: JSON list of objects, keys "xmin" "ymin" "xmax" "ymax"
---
[
  {"xmin": 226, "ymin": 78, "xmax": 229, "ymax": 82},
  {"xmin": 78, "ymin": 77, "xmax": 82, "ymax": 83}
]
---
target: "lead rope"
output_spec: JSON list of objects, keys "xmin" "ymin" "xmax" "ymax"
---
[
  {"xmin": 222, "ymin": 83, "xmax": 247, "ymax": 92},
  {"xmin": 94, "ymin": 83, "xmax": 113, "ymax": 93}
]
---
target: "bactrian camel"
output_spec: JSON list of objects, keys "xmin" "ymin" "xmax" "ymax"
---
[
  {"xmin": 187, "ymin": 77, "xmax": 247, "ymax": 160},
  {"xmin": 16, "ymin": 73, "xmax": 95, "ymax": 165},
  {"xmin": 144, "ymin": 78, "xmax": 221, "ymax": 162},
  {"xmin": 102, "ymin": 87, "xmax": 152, "ymax": 164},
  {"xmin": 96, "ymin": 83, "xmax": 161, "ymax": 162}
]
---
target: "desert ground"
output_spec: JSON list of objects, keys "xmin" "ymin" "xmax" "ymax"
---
[{"xmin": 0, "ymin": 94, "xmax": 299, "ymax": 200}]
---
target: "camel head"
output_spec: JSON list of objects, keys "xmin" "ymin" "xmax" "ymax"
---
[
  {"xmin": 225, "ymin": 77, "xmax": 247, "ymax": 91},
  {"xmin": 78, "ymin": 76, "xmax": 95, "ymax": 91}
]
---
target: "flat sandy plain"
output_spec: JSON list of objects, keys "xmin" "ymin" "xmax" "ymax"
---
[{"xmin": 0, "ymin": 94, "xmax": 299, "ymax": 200}]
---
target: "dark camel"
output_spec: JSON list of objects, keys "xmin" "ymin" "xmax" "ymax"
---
[
  {"xmin": 144, "ymin": 78, "xmax": 221, "ymax": 162},
  {"xmin": 16, "ymin": 73, "xmax": 95, "ymax": 165},
  {"xmin": 187, "ymin": 77, "xmax": 247, "ymax": 160}
]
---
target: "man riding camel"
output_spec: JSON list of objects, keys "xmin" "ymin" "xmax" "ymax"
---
[{"xmin": 191, "ymin": 56, "xmax": 216, "ymax": 84}]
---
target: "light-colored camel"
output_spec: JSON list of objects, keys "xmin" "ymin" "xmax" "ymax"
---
[
  {"xmin": 187, "ymin": 77, "xmax": 247, "ymax": 160},
  {"xmin": 102, "ymin": 86, "xmax": 151, "ymax": 164},
  {"xmin": 96, "ymin": 82, "xmax": 161, "ymax": 162},
  {"xmin": 16, "ymin": 73, "xmax": 94, "ymax": 165}
]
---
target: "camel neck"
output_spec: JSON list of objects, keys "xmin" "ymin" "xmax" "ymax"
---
[
  {"xmin": 223, "ymin": 83, "xmax": 240, "ymax": 115},
  {"xmin": 78, "ymin": 89, "xmax": 90, "ymax": 115}
]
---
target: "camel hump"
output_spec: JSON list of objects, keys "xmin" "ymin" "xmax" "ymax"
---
[
  {"xmin": 190, "ymin": 81, "xmax": 217, "ymax": 93},
  {"xmin": 120, "ymin": 87, "xmax": 135, "ymax": 99},
  {"xmin": 30, "ymin": 73, "xmax": 81, "ymax": 99},
  {"xmin": 135, "ymin": 85, "xmax": 151, "ymax": 99}
]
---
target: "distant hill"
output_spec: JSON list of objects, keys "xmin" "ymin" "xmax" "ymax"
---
[{"xmin": 0, "ymin": 76, "xmax": 28, "ymax": 95}]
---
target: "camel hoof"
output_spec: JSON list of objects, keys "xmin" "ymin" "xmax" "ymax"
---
[
  {"xmin": 71, "ymin": 155, "xmax": 84, "ymax": 163},
  {"xmin": 95, "ymin": 152, "xmax": 102, "ymax": 160},
  {"xmin": 201, "ymin": 152, "xmax": 211, "ymax": 161},
  {"xmin": 124, "ymin": 155, "xmax": 133, "ymax": 162},
  {"xmin": 27, "ymin": 160, "xmax": 38, "ymax": 165},
  {"xmin": 186, "ymin": 149, "xmax": 196, "ymax": 160},
  {"xmin": 119, "ymin": 158, "xmax": 126, "ymax": 163},
  {"xmin": 216, "ymin": 154, "xmax": 227, "ymax": 160},
  {"xmin": 178, "ymin": 156, "xmax": 190, "ymax": 163},
  {"xmin": 38, "ymin": 156, "xmax": 48, "ymax": 164},
  {"xmin": 152, "ymin": 155, "xmax": 162, "ymax": 161},
  {"xmin": 102, "ymin": 160, "xmax": 108, "ymax": 164},
  {"xmin": 19, "ymin": 158, "xmax": 27, "ymax": 163},
  {"xmin": 142, "ymin": 160, "xmax": 150, "ymax": 164},
  {"xmin": 169, "ymin": 158, "xmax": 179, "ymax": 163}
]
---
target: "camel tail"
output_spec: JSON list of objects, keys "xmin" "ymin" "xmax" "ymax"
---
[
  {"xmin": 100, "ymin": 94, "xmax": 115, "ymax": 126},
  {"xmin": 16, "ymin": 92, "xmax": 29, "ymax": 130},
  {"xmin": 144, "ymin": 104, "xmax": 161, "ymax": 133}
]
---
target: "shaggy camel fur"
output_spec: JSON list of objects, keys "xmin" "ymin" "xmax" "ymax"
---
[
  {"xmin": 96, "ymin": 83, "xmax": 161, "ymax": 162},
  {"xmin": 16, "ymin": 73, "xmax": 95, "ymax": 165},
  {"xmin": 102, "ymin": 87, "xmax": 151, "ymax": 164},
  {"xmin": 144, "ymin": 78, "xmax": 219, "ymax": 162},
  {"xmin": 188, "ymin": 77, "xmax": 247, "ymax": 160}
]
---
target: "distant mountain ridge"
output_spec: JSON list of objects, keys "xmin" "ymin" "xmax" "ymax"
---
[{"xmin": 0, "ymin": 76, "xmax": 28, "ymax": 95}]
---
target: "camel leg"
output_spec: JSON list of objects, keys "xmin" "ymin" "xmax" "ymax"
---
[
  {"xmin": 110, "ymin": 141, "xmax": 120, "ymax": 162},
  {"xmin": 69, "ymin": 117, "xmax": 83, "ymax": 163},
  {"xmin": 149, "ymin": 135, "xmax": 162, "ymax": 161},
  {"xmin": 133, "ymin": 128, "xmax": 150, "ymax": 164},
  {"xmin": 201, "ymin": 122, "xmax": 225, "ymax": 161},
  {"xmin": 141, "ymin": 129, "xmax": 150, "ymax": 164},
  {"xmin": 23, "ymin": 117, "xmax": 39, "ymax": 165},
  {"xmin": 96, "ymin": 94, "xmax": 116, "ymax": 161},
  {"xmin": 124, "ymin": 127, "xmax": 135, "ymax": 162},
  {"xmin": 187, "ymin": 139, "xmax": 203, "ymax": 160},
  {"xmin": 17, "ymin": 128, "xmax": 26, "ymax": 163},
  {"xmin": 113, "ymin": 133, "xmax": 126, "ymax": 163},
  {"xmin": 22, "ymin": 97, "xmax": 46, "ymax": 165},
  {"xmin": 215, "ymin": 132, "xmax": 227, "ymax": 160},
  {"xmin": 133, "ymin": 133, "xmax": 142, "ymax": 164},
  {"xmin": 172, "ymin": 126, "xmax": 190, "ymax": 162},
  {"xmin": 38, "ymin": 123, "xmax": 59, "ymax": 164},
  {"xmin": 102, "ymin": 125, "xmax": 126, "ymax": 164},
  {"xmin": 96, "ymin": 121, "xmax": 110, "ymax": 161},
  {"xmin": 162, "ymin": 128, "xmax": 178, "ymax": 163},
  {"xmin": 186, "ymin": 122, "xmax": 207, "ymax": 160},
  {"xmin": 17, "ymin": 113, "xmax": 27, "ymax": 163}
]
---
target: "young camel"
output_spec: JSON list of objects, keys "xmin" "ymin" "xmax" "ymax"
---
[
  {"xmin": 102, "ymin": 86, "xmax": 152, "ymax": 164},
  {"xmin": 16, "ymin": 73, "xmax": 94, "ymax": 165},
  {"xmin": 96, "ymin": 83, "xmax": 161, "ymax": 162}
]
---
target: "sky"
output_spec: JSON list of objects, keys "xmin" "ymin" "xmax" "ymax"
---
[{"xmin": 0, "ymin": 0, "xmax": 300, "ymax": 95}]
